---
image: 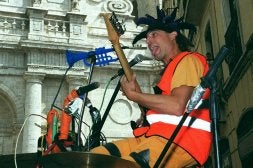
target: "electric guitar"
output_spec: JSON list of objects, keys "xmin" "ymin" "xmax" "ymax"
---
[{"xmin": 102, "ymin": 12, "xmax": 149, "ymax": 128}]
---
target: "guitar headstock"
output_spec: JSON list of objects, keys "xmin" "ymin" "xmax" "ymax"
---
[
  {"xmin": 102, "ymin": 12, "xmax": 125, "ymax": 44},
  {"xmin": 109, "ymin": 12, "xmax": 126, "ymax": 36}
]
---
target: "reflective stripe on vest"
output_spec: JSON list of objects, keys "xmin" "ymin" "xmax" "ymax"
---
[{"xmin": 147, "ymin": 114, "xmax": 211, "ymax": 132}]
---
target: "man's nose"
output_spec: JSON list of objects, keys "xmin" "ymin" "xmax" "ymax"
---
[{"xmin": 146, "ymin": 37, "xmax": 152, "ymax": 45}]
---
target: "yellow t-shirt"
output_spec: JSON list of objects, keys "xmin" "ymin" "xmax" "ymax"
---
[{"xmin": 171, "ymin": 54, "xmax": 204, "ymax": 90}]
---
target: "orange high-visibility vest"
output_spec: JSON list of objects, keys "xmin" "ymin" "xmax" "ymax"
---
[{"xmin": 133, "ymin": 51, "xmax": 212, "ymax": 165}]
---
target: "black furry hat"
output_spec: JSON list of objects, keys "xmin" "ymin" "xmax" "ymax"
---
[{"xmin": 132, "ymin": 6, "xmax": 196, "ymax": 45}]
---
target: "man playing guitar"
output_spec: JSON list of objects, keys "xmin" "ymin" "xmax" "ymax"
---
[{"xmin": 91, "ymin": 6, "xmax": 212, "ymax": 168}]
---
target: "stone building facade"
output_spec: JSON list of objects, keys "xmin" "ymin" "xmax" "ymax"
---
[
  {"xmin": 0, "ymin": 0, "xmax": 162, "ymax": 154},
  {"xmin": 164, "ymin": 0, "xmax": 253, "ymax": 167}
]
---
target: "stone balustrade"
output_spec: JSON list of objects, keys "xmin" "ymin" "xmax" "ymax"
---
[{"xmin": 0, "ymin": 15, "xmax": 28, "ymax": 41}]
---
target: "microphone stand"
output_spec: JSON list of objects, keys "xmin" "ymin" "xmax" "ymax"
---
[
  {"xmin": 154, "ymin": 46, "xmax": 230, "ymax": 168},
  {"xmin": 51, "ymin": 67, "xmax": 71, "ymax": 110},
  {"xmin": 77, "ymin": 54, "xmax": 96, "ymax": 149},
  {"xmin": 209, "ymin": 76, "xmax": 221, "ymax": 168},
  {"xmin": 84, "ymin": 79, "xmax": 121, "ymax": 151}
]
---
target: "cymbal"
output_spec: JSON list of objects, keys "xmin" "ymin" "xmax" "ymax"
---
[{"xmin": 39, "ymin": 152, "xmax": 141, "ymax": 168}]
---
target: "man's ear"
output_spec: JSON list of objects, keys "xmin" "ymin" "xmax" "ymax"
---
[{"xmin": 170, "ymin": 31, "xmax": 178, "ymax": 40}]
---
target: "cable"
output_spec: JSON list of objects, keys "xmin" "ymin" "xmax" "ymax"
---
[
  {"xmin": 14, "ymin": 114, "xmax": 46, "ymax": 168},
  {"xmin": 40, "ymin": 134, "xmax": 46, "ymax": 156},
  {"xmin": 74, "ymin": 117, "xmax": 90, "ymax": 143},
  {"xmin": 99, "ymin": 132, "xmax": 107, "ymax": 145},
  {"xmin": 99, "ymin": 79, "xmax": 112, "ymax": 112}
]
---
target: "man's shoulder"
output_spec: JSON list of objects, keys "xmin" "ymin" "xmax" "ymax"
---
[
  {"xmin": 186, "ymin": 52, "xmax": 205, "ymax": 57},
  {"xmin": 180, "ymin": 52, "xmax": 204, "ymax": 63}
]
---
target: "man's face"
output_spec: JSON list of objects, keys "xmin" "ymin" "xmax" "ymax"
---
[{"xmin": 146, "ymin": 30, "xmax": 176, "ymax": 63}]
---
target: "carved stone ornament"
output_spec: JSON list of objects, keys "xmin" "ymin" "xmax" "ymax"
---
[
  {"xmin": 71, "ymin": 0, "xmax": 80, "ymax": 12},
  {"xmin": 33, "ymin": 0, "xmax": 42, "ymax": 7},
  {"xmin": 109, "ymin": 99, "xmax": 133, "ymax": 125},
  {"xmin": 103, "ymin": 0, "xmax": 133, "ymax": 15}
]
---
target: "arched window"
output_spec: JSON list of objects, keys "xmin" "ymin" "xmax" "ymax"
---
[
  {"xmin": 237, "ymin": 108, "xmax": 253, "ymax": 167},
  {"xmin": 0, "ymin": 93, "xmax": 15, "ymax": 155},
  {"xmin": 224, "ymin": 0, "xmax": 243, "ymax": 74}
]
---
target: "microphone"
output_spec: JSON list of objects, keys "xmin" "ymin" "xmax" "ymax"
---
[
  {"xmin": 111, "ymin": 54, "xmax": 153, "ymax": 80},
  {"xmin": 64, "ymin": 83, "xmax": 99, "ymax": 117},
  {"xmin": 186, "ymin": 46, "xmax": 230, "ymax": 113},
  {"xmin": 85, "ymin": 98, "xmax": 101, "ymax": 124},
  {"xmin": 76, "ymin": 82, "xmax": 100, "ymax": 96}
]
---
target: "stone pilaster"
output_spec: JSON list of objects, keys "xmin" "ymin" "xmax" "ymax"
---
[
  {"xmin": 26, "ymin": 7, "xmax": 48, "ymax": 41},
  {"xmin": 66, "ymin": 12, "xmax": 87, "ymax": 45},
  {"xmin": 22, "ymin": 72, "xmax": 45, "ymax": 153}
]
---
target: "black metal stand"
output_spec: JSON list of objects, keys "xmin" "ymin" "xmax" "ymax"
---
[
  {"xmin": 77, "ymin": 55, "xmax": 97, "ymax": 149},
  {"xmin": 154, "ymin": 46, "xmax": 230, "ymax": 168},
  {"xmin": 51, "ymin": 67, "xmax": 71, "ymax": 110},
  {"xmin": 209, "ymin": 77, "xmax": 221, "ymax": 168},
  {"xmin": 84, "ymin": 80, "xmax": 121, "ymax": 151}
]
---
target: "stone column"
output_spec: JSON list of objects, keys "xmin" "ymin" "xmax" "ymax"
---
[{"xmin": 22, "ymin": 72, "xmax": 45, "ymax": 153}]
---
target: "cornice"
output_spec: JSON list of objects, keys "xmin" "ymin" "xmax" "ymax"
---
[
  {"xmin": 23, "ymin": 71, "xmax": 46, "ymax": 83},
  {"xmin": 27, "ymin": 64, "xmax": 88, "ymax": 76},
  {"xmin": 19, "ymin": 39, "xmax": 94, "ymax": 51}
]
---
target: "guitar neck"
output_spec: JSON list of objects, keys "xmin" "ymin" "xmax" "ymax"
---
[
  {"xmin": 112, "ymin": 41, "xmax": 146, "ymax": 114},
  {"xmin": 113, "ymin": 44, "xmax": 145, "ymax": 114},
  {"xmin": 113, "ymin": 42, "xmax": 133, "ymax": 81},
  {"xmin": 102, "ymin": 13, "xmax": 146, "ymax": 114}
]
